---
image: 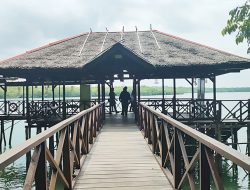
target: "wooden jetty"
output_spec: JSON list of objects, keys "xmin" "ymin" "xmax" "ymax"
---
[
  {"xmin": 0, "ymin": 103, "xmax": 250, "ymax": 189},
  {"xmin": 0, "ymin": 28, "xmax": 250, "ymax": 189},
  {"xmin": 74, "ymin": 114, "xmax": 172, "ymax": 190}
]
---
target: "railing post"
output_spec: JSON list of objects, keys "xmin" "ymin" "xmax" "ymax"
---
[
  {"xmin": 200, "ymin": 143, "xmax": 210, "ymax": 190},
  {"xmin": 144, "ymin": 110, "xmax": 148, "ymax": 138},
  {"xmin": 173, "ymin": 97, "xmax": 176, "ymax": 119},
  {"xmin": 240, "ymin": 100, "xmax": 243, "ymax": 122},
  {"xmin": 35, "ymin": 142, "xmax": 47, "ymax": 190},
  {"xmin": 148, "ymin": 112, "xmax": 152, "ymax": 144},
  {"xmin": 174, "ymin": 128, "xmax": 181, "ymax": 189},
  {"xmin": 76, "ymin": 121, "xmax": 81, "ymax": 169},
  {"xmin": 248, "ymin": 99, "xmax": 250, "ymax": 120},
  {"xmin": 217, "ymin": 100, "xmax": 222, "ymax": 122},
  {"xmin": 161, "ymin": 120, "xmax": 167, "ymax": 167},
  {"xmin": 141, "ymin": 106, "xmax": 144, "ymax": 130},
  {"xmin": 63, "ymin": 127, "xmax": 72, "ymax": 189},
  {"xmin": 150, "ymin": 113, "xmax": 157, "ymax": 152},
  {"xmin": 96, "ymin": 107, "xmax": 100, "ymax": 131},
  {"xmin": 93, "ymin": 109, "xmax": 97, "ymax": 137},
  {"xmin": 162, "ymin": 98, "xmax": 165, "ymax": 113},
  {"xmin": 89, "ymin": 112, "xmax": 93, "ymax": 144},
  {"xmin": 82, "ymin": 113, "xmax": 89, "ymax": 154}
]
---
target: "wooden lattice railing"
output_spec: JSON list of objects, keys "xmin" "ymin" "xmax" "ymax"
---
[
  {"xmin": 139, "ymin": 103, "xmax": 250, "ymax": 190},
  {"xmin": 0, "ymin": 103, "xmax": 104, "ymax": 189}
]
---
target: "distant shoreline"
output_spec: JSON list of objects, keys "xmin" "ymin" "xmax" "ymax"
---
[{"xmin": 1, "ymin": 86, "xmax": 250, "ymax": 99}]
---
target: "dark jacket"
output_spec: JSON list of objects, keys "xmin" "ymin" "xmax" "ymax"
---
[{"xmin": 119, "ymin": 91, "xmax": 130, "ymax": 103}]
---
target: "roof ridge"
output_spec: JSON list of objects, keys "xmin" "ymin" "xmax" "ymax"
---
[
  {"xmin": 154, "ymin": 30, "xmax": 248, "ymax": 60},
  {"xmin": 0, "ymin": 33, "xmax": 86, "ymax": 64}
]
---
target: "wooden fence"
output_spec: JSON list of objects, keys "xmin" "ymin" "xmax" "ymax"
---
[
  {"xmin": 0, "ymin": 103, "xmax": 104, "ymax": 189},
  {"xmin": 139, "ymin": 103, "xmax": 250, "ymax": 190}
]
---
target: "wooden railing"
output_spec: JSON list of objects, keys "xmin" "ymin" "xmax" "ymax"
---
[
  {"xmin": 140, "ymin": 98, "xmax": 250, "ymax": 123},
  {"xmin": 0, "ymin": 99, "xmax": 98, "ymax": 118},
  {"xmin": 139, "ymin": 103, "xmax": 250, "ymax": 190},
  {"xmin": 0, "ymin": 103, "xmax": 104, "ymax": 189}
]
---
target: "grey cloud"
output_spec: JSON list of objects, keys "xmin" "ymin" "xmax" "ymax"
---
[{"xmin": 0, "ymin": 0, "xmax": 249, "ymax": 87}]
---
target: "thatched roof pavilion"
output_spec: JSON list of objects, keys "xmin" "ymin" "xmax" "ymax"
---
[{"xmin": 0, "ymin": 29, "xmax": 250, "ymax": 83}]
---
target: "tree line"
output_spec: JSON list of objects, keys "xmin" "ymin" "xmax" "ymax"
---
[{"xmin": 1, "ymin": 86, "xmax": 250, "ymax": 99}]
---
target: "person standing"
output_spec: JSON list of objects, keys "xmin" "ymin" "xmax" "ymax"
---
[
  {"xmin": 109, "ymin": 87, "xmax": 118, "ymax": 114},
  {"xmin": 119, "ymin": 86, "xmax": 131, "ymax": 116},
  {"xmin": 130, "ymin": 90, "xmax": 136, "ymax": 113}
]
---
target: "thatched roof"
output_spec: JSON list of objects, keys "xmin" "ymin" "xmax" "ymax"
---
[{"xmin": 0, "ymin": 30, "xmax": 249, "ymax": 81}]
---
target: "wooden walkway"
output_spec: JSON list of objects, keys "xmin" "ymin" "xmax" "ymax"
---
[{"xmin": 74, "ymin": 114, "xmax": 173, "ymax": 190}]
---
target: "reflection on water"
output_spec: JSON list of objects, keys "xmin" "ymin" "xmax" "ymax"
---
[
  {"xmin": 0, "ymin": 92, "xmax": 249, "ymax": 189},
  {"xmin": 0, "ymin": 163, "xmax": 26, "ymax": 189}
]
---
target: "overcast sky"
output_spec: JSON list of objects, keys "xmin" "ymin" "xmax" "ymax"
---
[{"xmin": 0, "ymin": 0, "xmax": 249, "ymax": 87}]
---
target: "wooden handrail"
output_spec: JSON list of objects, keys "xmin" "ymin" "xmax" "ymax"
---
[
  {"xmin": 0, "ymin": 102, "xmax": 104, "ymax": 189},
  {"xmin": 139, "ymin": 103, "xmax": 250, "ymax": 189},
  {"xmin": 140, "ymin": 103, "xmax": 250, "ymax": 171}
]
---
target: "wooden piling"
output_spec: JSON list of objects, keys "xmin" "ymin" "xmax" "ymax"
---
[
  {"xmin": 8, "ymin": 120, "xmax": 14, "ymax": 147},
  {"xmin": 247, "ymin": 124, "xmax": 250, "ymax": 156}
]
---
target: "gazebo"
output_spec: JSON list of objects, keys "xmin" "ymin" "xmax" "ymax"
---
[{"xmin": 0, "ymin": 28, "xmax": 249, "ymax": 139}]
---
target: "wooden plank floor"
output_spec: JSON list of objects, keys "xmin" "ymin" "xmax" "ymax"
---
[{"xmin": 74, "ymin": 114, "xmax": 173, "ymax": 190}]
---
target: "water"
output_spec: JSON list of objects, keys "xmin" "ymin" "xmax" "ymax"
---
[{"xmin": 0, "ymin": 92, "xmax": 250, "ymax": 189}]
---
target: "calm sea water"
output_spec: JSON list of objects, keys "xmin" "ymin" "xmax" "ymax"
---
[{"xmin": 0, "ymin": 92, "xmax": 250, "ymax": 189}]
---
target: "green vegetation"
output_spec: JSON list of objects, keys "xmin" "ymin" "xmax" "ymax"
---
[
  {"xmin": 222, "ymin": 0, "xmax": 250, "ymax": 53},
  {"xmin": 1, "ymin": 86, "xmax": 250, "ymax": 99}
]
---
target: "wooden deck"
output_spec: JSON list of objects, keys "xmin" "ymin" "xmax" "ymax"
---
[{"xmin": 74, "ymin": 114, "xmax": 173, "ymax": 190}]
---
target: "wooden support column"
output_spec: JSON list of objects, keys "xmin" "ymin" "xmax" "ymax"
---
[
  {"xmin": 35, "ymin": 142, "xmax": 47, "ymax": 190},
  {"xmin": 213, "ymin": 76, "xmax": 216, "ymax": 102},
  {"xmin": 80, "ymin": 84, "xmax": 91, "ymax": 110},
  {"xmin": 191, "ymin": 78, "xmax": 194, "ymax": 100},
  {"xmin": 200, "ymin": 144, "xmax": 210, "ymax": 190},
  {"xmin": 232, "ymin": 128, "xmax": 238, "ymax": 173},
  {"xmin": 215, "ymin": 124, "xmax": 222, "ymax": 169},
  {"xmin": 26, "ymin": 82, "xmax": 30, "ymax": 125},
  {"xmin": 232, "ymin": 129, "xmax": 238, "ymax": 150},
  {"xmin": 32, "ymin": 85, "xmax": 34, "ymax": 101},
  {"xmin": 137, "ymin": 79, "xmax": 141, "ymax": 102},
  {"xmin": 3, "ymin": 84, "xmax": 7, "ymax": 115},
  {"xmin": 162, "ymin": 79, "xmax": 165, "ymax": 113},
  {"xmin": 173, "ymin": 78, "xmax": 176, "ymax": 119},
  {"xmin": 97, "ymin": 83, "xmax": 101, "ymax": 103},
  {"xmin": 63, "ymin": 127, "xmax": 72, "ymax": 189},
  {"xmin": 23, "ymin": 85, "xmax": 25, "ymax": 115},
  {"xmin": 25, "ymin": 125, "xmax": 31, "ymax": 171},
  {"xmin": 62, "ymin": 81, "xmax": 66, "ymax": 119},
  {"xmin": 101, "ymin": 82, "xmax": 105, "ymax": 120},
  {"xmin": 41, "ymin": 82, "xmax": 44, "ymax": 102},
  {"xmin": 25, "ymin": 81, "xmax": 32, "ymax": 172},
  {"xmin": 132, "ymin": 79, "xmax": 137, "ymax": 121},
  {"xmin": 197, "ymin": 78, "xmax": 205, "ymax": 99},
  {"xmin": 0, "ymin": 120, "xmax": 3, "ymax": 152},
  {"xmin": 133, "ymin": 79, "xmax": 137, "ymax": 99},
  {"xmin": 197, "ymin": 78, "xmax": 205, "ymax": 118},
  {"xmin": 9, "ymin": 120, "xmax": 14, "ymax": 147},
  {"xmin": 248, "ymin": 124, "xmax": 250, "ymax": 156},
  {"xmin": 212, "ymin": 76, "xmax": 217, "ymax": 121},
  {"xmin": 59, "ymin": 84, "xmax": 61, "ymax": 102},
  {"xmin": 52, "ymin": 83, "xmax": 55, "ymax": 101},
  {"xmin": 109, "ymin": 82, "xmax": 112, "ymax": 113}
]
